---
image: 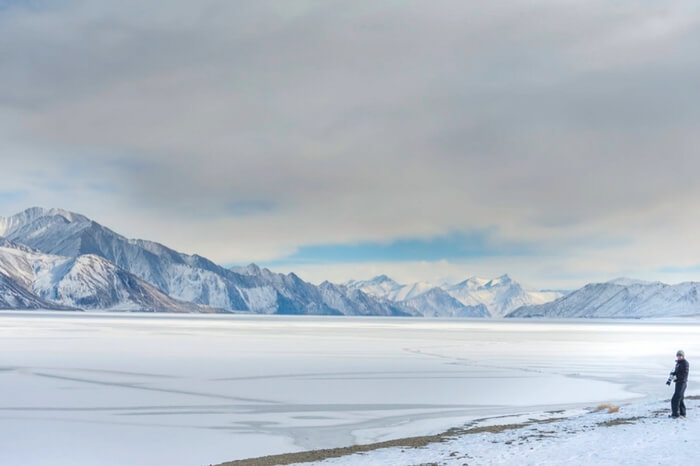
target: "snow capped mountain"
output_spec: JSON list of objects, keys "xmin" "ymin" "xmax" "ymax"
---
[
  {"xmin": 402, "ymin": 288, "xmax": 490, "ymax": 318},
  {"xmin": 0, "ymin": 208, "xmax": 413, "ymax": 316},
  {"xmin": 0, "ymin": 237, "xmax": 204, "ymax": 312},
  {"xmin": 346, "ymin": 274, "xmax": 560, "ymax": 318},
  {"xmin": 393, "ymin": 281, "xmax": 437, "ymax": 301},
  {"xmin": 36, "ymin": 254, "xmax": 204, "ymax": 312},
  {"xmin": 345, "ymin": 275, "xmax": 438, "ymax": 302},
  {"xmin": 0, "ymin": 208, "xmax": 256, "ymax": 311},
  {"xmin": 345, "ymin": 275, "xmax": 403, "ymax": 298},
  {"xmin": 0, "ymin": 207, "xmax": 85, "ymax": 238},
  {"xmin": 233, "ymin": 263, "xmax": 412, "ymax": 316},
  {"xmin": 345, "ymin": 276, "xmax": 489, "ymax": 317},
  {"xmin": 16, "ymin": 207, "xmax": 689, "ymax": 319},
  {"xmin": 0, "ymin": 273, "xmax": 70, "ymax": 310},
  {"xmin": 318, "ymin": 281, "xmax": 412, "ymax": 316},
  {"xmin": 507, "ymin": 279, "xmax": 700, "ymax": 318},
  {"xmin": 0, "ymin": 208, "xmax": 241, "ymax": 308},
  {"xmin": 446, "ymin": 274, "xmax": 563, "ymax": 318},
  {"xmin": 605, "ymin": 277, "xmax": 659, "ymax": 287},
  {"xmin": 0, "ymin": 239, "xmax": 66, "ymax": 290}
]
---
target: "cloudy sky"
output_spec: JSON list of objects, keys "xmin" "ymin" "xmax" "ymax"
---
[{"xmin": 1, "ymin": 0, "xmax": 699, "ymax": 289}]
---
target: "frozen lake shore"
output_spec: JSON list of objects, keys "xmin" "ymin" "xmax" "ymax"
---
[
  {"xmin": 246, "ymin": 397, "xmax": 697, "ymax": 466},
  {"xmin": 0, "ymin": 312, "xmax": 697, "ymax": 465}
]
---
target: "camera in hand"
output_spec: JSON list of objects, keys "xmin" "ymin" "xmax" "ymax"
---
[{"xmin": 666, "ymin": 372, "xmax": 676, "ymax": 386}]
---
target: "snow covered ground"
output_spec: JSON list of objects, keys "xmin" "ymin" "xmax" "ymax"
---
[
  {"xmin": 0, "ymin": 312, "xmax": 697, "ymax": 466},
  {"xmin": 307, "ymin": 397, "xmax": 699, "ymax": 465}
]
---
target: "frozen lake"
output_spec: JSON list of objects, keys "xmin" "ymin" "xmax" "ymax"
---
[{"xmin": 1, "ymin": 312, "xmax": 698, "ymax": 466}]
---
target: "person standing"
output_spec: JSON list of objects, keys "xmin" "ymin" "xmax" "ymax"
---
[{"xmin": 670, "ymin": 350, "xmax": 689, "ymax": 419}]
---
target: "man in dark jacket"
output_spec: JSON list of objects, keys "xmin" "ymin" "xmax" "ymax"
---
[{"xmin": 670, "ymin": 350, "xmax": 689, "ymax": 418}]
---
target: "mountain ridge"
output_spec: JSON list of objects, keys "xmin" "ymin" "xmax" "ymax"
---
[
  {"xmin": 346, "ymin": 273, "xmax": 562, "ymax": 318},
  {"xmin": 0, "ymin": 238, "xmax": 206, "ymax": 312},
  {"xmin": 0, "ymin": 207, "xmax": 416, "ymax": 316},
  {"xmin": 5, "ymin": 207, "xmax": 693, "ymax": 318},
  {"xmin": 507, "ymin": 279, "xmax": 700, "ymax": 318}
]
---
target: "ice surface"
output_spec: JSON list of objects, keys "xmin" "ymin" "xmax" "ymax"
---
[{"xmin": 0, "ymin": 312, "xmax": 698, "ymax": 465}]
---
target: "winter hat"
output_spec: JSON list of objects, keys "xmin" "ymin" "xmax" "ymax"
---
[{"xmin": 677, "ymin": 350, "xmax": 685, "ymax": 357}]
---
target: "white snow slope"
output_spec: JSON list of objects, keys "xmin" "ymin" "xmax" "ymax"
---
[
  {"xmin": 447, "ymin": 275, "xmax": 563, "ymax": 318},
  {"xmin": 509, "ymin": 279, "xmax": 700, "ymax": 318},
  {"xmin": 303, "ymin": 396, "xmax": 699, "ymax": 466},
  {"xmin": 0, "ymin": 239, "xmax": 203, "ymax": 312}
]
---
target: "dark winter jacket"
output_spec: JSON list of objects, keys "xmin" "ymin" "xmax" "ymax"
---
[{"xmin": 673, "ymin": 359, "xmax": 689, "ymax": 384}]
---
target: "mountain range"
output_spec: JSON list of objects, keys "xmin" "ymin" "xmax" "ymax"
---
[
  {"xmin": 0, "ymin": 236, "xmax": 202, "ymax": 312},
  {"xmin": 2, "ymin": 207, "xmax": 699, "ymax": 318},
  {"xmin": 507, "ymin": 278, "xmax": 700, "ymax": 318},
  {"xmin": 0, "ymin": 208, "xmax": 410, "ymax": 315},
  {"xmin": 345, "ymin": 274, "xmax": 562, "ymax": 317}
]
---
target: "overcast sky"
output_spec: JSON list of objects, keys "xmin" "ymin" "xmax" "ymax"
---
[{"xmin": 1, "ymin": 0, "xmax": 699, "ymax": 289}]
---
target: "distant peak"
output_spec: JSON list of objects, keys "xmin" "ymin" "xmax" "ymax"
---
[
  {"xmin": 370, "ymin": 274, "xmax": 396, "ymax": 284},
  {"xmin": 607, "ymin": 277, "xmax": 657, "ymax": 287},
  {"xmin": 230, "ymin": 263, "xmax": 263, "ymax": 275},
  {"xmin": 246, "ymin": 263, "xmax": 262, "ymax": 274},
  {"xmin": 1, "ymin": 207, "xmax": 85, "ymax": 236},
  {"xmin": 19, "ymin": 206, "xmax": 47, "ymax": 216},
  {"xmin": 50, "ymin": 208, "xmax": 85, "ymax": 221},
  {"xmin": 346, "ymin": 274, "xmax": 401, "ymax": 288},
  {"xmin": 483, "ymin": 277, "xmax": 506, "ymax": 288},
  {"xmin": 15, "ymin": 207, "xmax": 88, "ymax": 223},
  {"xmin": 465, "ymin": 276, "xmax": 489, "ymax": 285}
]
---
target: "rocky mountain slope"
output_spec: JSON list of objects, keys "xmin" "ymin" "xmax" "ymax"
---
[
  {"xmin": 0, "ymin": 272, "xmax": 69, "ymax": 310},
  {"xmin": 0, "ymin": 238, "xmax": 204, "ymax": 312},
  {"xmin": 347, "ymin": 274, "xmax": 561, "ymax": 317},
  {"xmin": 507, "ymin": 278, "xmax": 700, "ymax": 318},
  {"xmin": 0, "ymin": 208, "xmax": 412, "ymax": 315},
  {"xmin": 402, "ymin": 287, "xmax": 490, "ymax": 317}
]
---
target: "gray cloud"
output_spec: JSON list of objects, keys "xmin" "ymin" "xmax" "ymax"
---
[{"xmin": 1, "ymin": 0, "xmax": 699, "ymax": 286}]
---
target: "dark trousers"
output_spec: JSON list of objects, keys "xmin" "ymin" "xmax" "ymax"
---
[{"xmin": 672, "ymin": 381, "xmax": 687, "ymax": 417}]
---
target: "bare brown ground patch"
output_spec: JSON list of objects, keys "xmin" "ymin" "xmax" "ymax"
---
[
  {"xmin": 213, "ymin": 420, "xmax": 546, "ymax": 466},
  {"xmin": 596, "ymin": 417, "xmax": 642, "ymax": 427},
  {"xmin": 593, "ymin": 403, "xmax": 620, "ymax": 414}
]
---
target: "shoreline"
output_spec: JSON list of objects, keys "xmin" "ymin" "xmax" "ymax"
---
[
  {"xmin": 212, "ymin": 410, "xmax": 573, "ymax": 466},
  {"xmin": 210, "ymin": 367, "xmax": 650, "ymax": 465},
  {"xmin": 215, "ymin": 395, "xmax": 699, "ymax": 466}
]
